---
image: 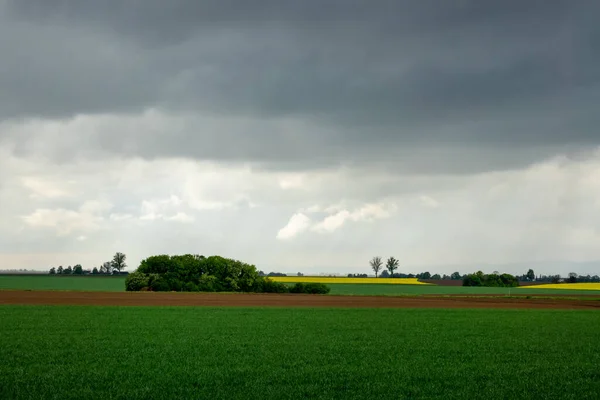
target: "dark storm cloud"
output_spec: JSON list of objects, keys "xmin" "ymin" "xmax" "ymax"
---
[{"xmin": 1, "ymin": 0, "xmax": 599, "ymax": 171}]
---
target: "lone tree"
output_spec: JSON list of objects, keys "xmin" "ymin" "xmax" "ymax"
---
[
  {"xmin": 73, "ymin": 264, "xmax": 83, "ymax": 275},
  {"xmin": 49, "ymin": 267, "xmax": 56, "ymax": 275},
  {"xmin": 57, "ymin": 266, "xmax": 63, "ymax": 274},
  {"xmin": 111, "ymin": 252, "xmax": 127, "ymax": 273},
  {"xmin": 386, "ymin": 257, "xmax": 399, "ymax": 277},
  {"xmin": 526, "ymin": 269, "xmax": 535, "ymax": 281},
  {"xmin": 370, "ymin": 256, "xmax": 383, "ymax": 277}
]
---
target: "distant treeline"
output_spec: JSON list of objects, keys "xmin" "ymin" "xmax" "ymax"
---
[{"xmin": 47, "ymin": 252, "xmax": 129, "ymax": 276}]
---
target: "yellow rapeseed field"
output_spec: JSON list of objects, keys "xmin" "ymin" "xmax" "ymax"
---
[
  {"xmin": 519, "ymin": 283, "xmax": 600, "ymax": 290},
  {"xmin": 268, "ymin": 277, "xmax": 430, "ymax": 285}
]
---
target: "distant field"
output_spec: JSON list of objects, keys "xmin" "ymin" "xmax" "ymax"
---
[
  {"xmin": 2, "ymin": 275, "xmax": 600, "ymax": 296},
  {"xmin": 270, "ymin": 276, "xmax": 428, "ymax": 284},
  {"xmin": 521, "ymin": 283, "xmax": 600, "ymax": 291},
  {"xmin": 325, "ymin": 283, "xmax": 600, "ymax": 296},
  {"xmin": 1, "ymin": 306, "xmax": 599, "ymax": 399},
  {"xmin": 0, "ymin": 275, "xmax": 125, "ymax": 292}
]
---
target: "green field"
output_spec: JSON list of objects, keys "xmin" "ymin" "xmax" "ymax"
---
[
  {"xmin": 1, "ymin": 306, "xmax": 599, "ymax": 399},
  {"xmin": 0, "ymin": 275, "xmax": 126, "ymax": 291},
  {"xmin": 2, "ymin": 275, "xmax": 600, "ymax": 296},
  {"xmin": 325, "ymin": 283, "xmax": 600, "ymax": 296}
]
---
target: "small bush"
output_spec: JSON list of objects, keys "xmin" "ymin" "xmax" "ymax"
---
[
  {"xmin": 125, "ymin": 271, "xmax": 149, "ymax": 292},
  {"xmin": 290, "ymin": 282, "xmax": 306, "ymax": 293},
  {"xmin": 260, "ymin": 278, "xmax": 290, "ymax": 293},
  {"xmin": 290, "ymin": 282, "xmax": 330, "ymax": 294},
  {"xmin": 150, "ymin": 277, "xmax": 170, "ymax": 292},
  {"xmin": 167, "ymin": 279, "xmax": 184, "ymax": 292},
  {"xmin": 197, "ymin": 274, "xmax": 218, "ymax": 292},
  {"xmin": 183, "ymin": 282, "xmax": 199, "ymax": 292}
]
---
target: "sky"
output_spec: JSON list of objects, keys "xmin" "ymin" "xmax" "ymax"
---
[{"xmin": 1, "ymin": 0, "xmax": 600, "ymax": 276}]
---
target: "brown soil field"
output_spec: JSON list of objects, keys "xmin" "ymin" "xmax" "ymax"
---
[{"xmin": 1, "ymin": 291, "xmax": 599, "ymax": 309}]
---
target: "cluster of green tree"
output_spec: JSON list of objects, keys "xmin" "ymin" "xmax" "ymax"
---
[
  {"xmin": 49, "ymin": 253, "xmax": 127, "ymax": 275},
  {"xmin": 125, "ymin": 254, "xmax": 330, "ymax": 294},
  {"xmin": 49, "ymin": 264, "xmax": 84, "ymax": 275},
  {"xmin": 261, "ymin": 272, "xmax": 287, "ymax": 277},
  {"xmin": 462, "ymin": 271, "xmax": 519, "ymax": 287},
  {"xmin": 520, "ymin": 271, "xmax": 600, "ymax": 283}
]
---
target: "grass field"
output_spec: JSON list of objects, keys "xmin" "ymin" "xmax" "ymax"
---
[
  {"xmin": 2, "ymin": 275, "xmax": 600, "ymax": 296},
  {"xmin": 0, "ymin": 275, "xmax": 125, "ymax": 292},
  {"xmin": 1, "ymin": 306, "xmax": 599, "ymax": 399},
  {"xmin": 325, "ymin": 283, "xmax": 600, "ymax": 296},
  {"xmin": 270, "ymin": 276, "xmax": 428, "ymax": 285}
]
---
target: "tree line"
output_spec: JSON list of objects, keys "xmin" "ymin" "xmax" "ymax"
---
[
  {"xmin": 48, "ymin": 252, "xmax": 128, "ymax": 275},
  {"xmin": 366, "ymin": 257, "xmax": 600, "ymax": 284},
  {"xmin": 368, "ymin": 256, "xmax": 463, "ymax": 280}
]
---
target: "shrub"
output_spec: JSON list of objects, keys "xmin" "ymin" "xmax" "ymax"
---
[
  {"xmin": 290, "ymin": 282, "xmax": 306, "ymax": 293},
  {"xmin": 304, "ymin": 283, "xmax": 330, "ymax": 294},
  {"xmin": 167, "ymin": 279, "xmax": 184, "ymax": 292},
  {"xmin": 125, "ymin": 271, "xmax": 149, "ymax": 292},
  {"xmin": 150, "ymin": 277, "xmax": 170, "ymax": 292},
  {"xmin": 183, "ymin": 282, "xmax": 199, "ymax": 292},
  {"xmin": 290, "ymin": 282, "xmax": 330, "ymax": 294},
  {"xmin": 259, "ymin": 278, "xmax": 289, "ymax": 293},
  {"xmin": 197, "ymin": 274, "xmax": 218, "ymax": 292}
]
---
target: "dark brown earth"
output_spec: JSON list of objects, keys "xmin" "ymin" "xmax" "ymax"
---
[{"xmin": 1, "ymin": 290, "xmax": 599, "ymax": 309}]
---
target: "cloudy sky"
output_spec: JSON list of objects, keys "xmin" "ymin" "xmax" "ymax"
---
[{"xmin": 1, "ymin": 1, "xmax": 600, "ymax": 275}]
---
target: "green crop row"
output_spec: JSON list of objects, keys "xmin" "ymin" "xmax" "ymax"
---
[{"xmin": 1, "ymin": 306, "xmax": 599, "ymax": 399}]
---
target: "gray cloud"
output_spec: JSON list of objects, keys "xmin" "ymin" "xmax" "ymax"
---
[{"xmin": 1, "ymin": 0, "xmax": 599, "ymax": 173}]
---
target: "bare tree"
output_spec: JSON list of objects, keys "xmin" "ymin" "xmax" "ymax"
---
[
  {"xmin": 370, "ymin": 256, "xmax": 383, "ymax": 278},
  {"xmin": 386, "ymin": 257, "xmax": 399, "ymax": 277},
  {"xmin": 100, "ymin": 262, "xmax": 112, "ymax": 275},
  {"xmin": 111, "ymin": 252, "xmax": 127, "ymax": 273}
]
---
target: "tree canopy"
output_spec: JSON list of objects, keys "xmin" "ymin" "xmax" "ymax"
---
[{"xmin": 125, "ymin": 254, "xmax": 328, "ymax": 294}]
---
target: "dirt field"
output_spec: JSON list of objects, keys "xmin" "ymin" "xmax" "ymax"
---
[{"xmin": 1, "ymin": 291, "xmax": 599, "ymax": 309}]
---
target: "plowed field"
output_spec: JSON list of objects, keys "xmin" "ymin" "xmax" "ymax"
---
[{"xmin": 1, "ymin": 290, "xmax": 599, "ymax": 309}]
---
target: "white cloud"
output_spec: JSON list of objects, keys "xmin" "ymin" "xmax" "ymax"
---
[
  {"xmin": 166, "ymin": 212, "xmax": 195, "ymax": 223},
  {"xmin": 6, "ymin": 117, "xmax": 600, "ymax": 277},
  {"xmin": 21, "ymin": 200, "xmax": 112, "ymax": 236},
  {"xmin": 277, "ymin": 213, "xmax": 311, "ymax": 240},
  {"xmin": 22, "ymin": 177, "xmax": 74, "ymax": 199},
  {"xmin": 140, "ymin": 196, "xmax": 183, "ymax": 221},
  {"xmin": 418, "ymin": 195, "xmax": 440, "ymax": 208},
  {"xmin": 278, "ymin": 173, "xmax": 306, "ymax": 190},
  {"xmin": 310, "ymin": 203, "xmax": 396, "ymax": 234},
  {"xmin": 109, "ymin": 213, "xmax": 133, "ymax": 221},
  {"xmin": 311, "ymin": 210, "xmax": 351, "ymax": 233}
]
